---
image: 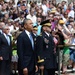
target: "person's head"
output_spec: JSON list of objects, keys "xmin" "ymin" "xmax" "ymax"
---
[
  {"xmin": 37, "ymin": 17, "xmax": 42, "ymax": 25},
  {"xmin": 61, "ymin": 8, "xmax": 65, "ymax": 15},
  {"xmin": 57, "ymin": 3, "xmax": 61, "ymax": 8},
  {"xmin": 24, "ymin": 19, "xmax": 33, "ymax": 32},
  {"xmin": 68, "ymin": 3, "xmax": 73, "ymax": 10},
  {"xmin": 4, "ymin": 13, "xmax": 9, "ymax": 19},
  {"xmin": 37, "ymin": 9, "xmax": 43, "ymax": 17},
  {"xmin": 69, "ymin": 17, "xmax": 74, "ymax": 22},
  {"xmin": 49, "ymin": 14, "xmax": 54, "ymax": 21},
  {"xmin": 61, "ymin": 1, "xmax": 66, "ymax": 6},
  {"xmin": 32, "ymin": 26, "xmax": 38, "ymax": 35},
  {"xmin": 41, "ymin": 19, "xmax": 52, "ymax": 33},
  {"xmin": 56, "ymin": 7, "xmax": 61, "ymax": 13},
  {"xmin": 2, "ymin": 4, "xmax": 6, "ymax": 11},
  {"xmin": 42, "ymin": 0, "xmax": 47, "ymax": 5},
  {"xmin": 30, "ymin": 8, "xmax": 35, "ymax": 16},
  {"xmin": 0, "ymin": 22, "xmax": 5, "ymax": 29},
  {"xmin": 20, "ymin": 4, "xmax": 26, "ymax": 11},
  {"xmin": 45, "ymin": 25, "xmax": 52, "ymax": 33},
  {"xmin": 20, "ymin": 11, "xmax": 25, "ymax": 18},
  {"xmin": 2, "ymin": 25, "xmax": 10, "ymax": 34},
  {"xmin": 64, "ymin": 12, "xmax": 68, "ymax": 18},
  {"xmin": 19, "ymin": 22, "xmax": 24, "ymax": 31}
]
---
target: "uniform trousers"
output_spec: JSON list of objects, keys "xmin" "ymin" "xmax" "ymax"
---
[{"xmin": 44, "ymin": 69, "xmax": 55, "ymax": 75}]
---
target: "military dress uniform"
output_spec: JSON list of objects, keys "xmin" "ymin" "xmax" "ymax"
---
[{"xmin": 36, "ymin": 20, "xmax": 57, "ymax": 75}]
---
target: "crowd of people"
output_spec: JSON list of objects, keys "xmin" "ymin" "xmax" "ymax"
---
[{"xmin": 0, "ymin": 0, "xmax": 75, "ymax": 75}]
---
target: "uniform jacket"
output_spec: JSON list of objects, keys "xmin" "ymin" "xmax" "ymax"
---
[{"xmin": 36, "ymin": 32, "xmax": 57, "ymax": 69}]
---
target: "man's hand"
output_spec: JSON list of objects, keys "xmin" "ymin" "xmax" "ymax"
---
[
  {"xmin": 35, "ymin": 65, "xmax": 38, "ymax": 72},
  {"xmin": 0, "ymin": 57, "xmax": 3, "ymax": 60},
  {"xmin": 39, "ymin": 65, "xmax": 44, "ymax": 71},
  {"xmin": 23, "ymin": 68, "xmax": 28, "ymax": 75}
]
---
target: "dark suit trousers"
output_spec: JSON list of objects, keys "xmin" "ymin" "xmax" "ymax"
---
[
  {"xmin": 0, "ymin": 60, "xmax": 11, "ymax": 75},
  {"xmin": 18, "ymin": 68, "xmax": 35, "ymax": 75}
]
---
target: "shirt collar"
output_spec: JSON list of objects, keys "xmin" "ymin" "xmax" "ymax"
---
[
  {"xmin": 25, "ymin": 30, "xmax": 30, "ymax": 38},
  {"xmin": 3, "ymin": 33, "xmax": 7, "ymax": 38},
  {"xmin": 45, "ymin": 31, "xmax": 50, "ymax": 37}
]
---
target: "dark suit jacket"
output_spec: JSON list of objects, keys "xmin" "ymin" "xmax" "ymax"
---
[
  {"xmin": 17, "ymin": 31, "xmax": 36, "ymax": 72},
  {"xmin": 0, "ymin": 33, "xmax": 12, "ymax": 60},
  {"xmin": 36, "ymin": 32, "xmax": 57, "ymax": 69}
]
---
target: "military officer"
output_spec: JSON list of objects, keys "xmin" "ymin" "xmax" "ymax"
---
[{"xmin": 36, "ymin": 19, "xmax": 57, "ymax": 75}]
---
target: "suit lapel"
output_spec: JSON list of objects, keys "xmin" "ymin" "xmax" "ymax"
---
[
  {"xmin": 23, "ymin": 31, "xmax": 32, "ymax": 46},
  {"xmin": 23, "ymin": 31, "xmax": 34, "ymax": 50},
  {"xmin": 2, "ymin": 34, "xmax": 9, "ymax": 45}
]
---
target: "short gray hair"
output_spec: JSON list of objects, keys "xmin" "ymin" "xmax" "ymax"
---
[
  {"xmin": 0, "ymin": 22, "xmax": 5, "ymax": 27},
  {"xmin": 2, "ymin": 25, "xmax": 9, "ymax": 30},
  {"xmin": 23, "ymin": 19, "xmax": 31, "ymax": 25}
]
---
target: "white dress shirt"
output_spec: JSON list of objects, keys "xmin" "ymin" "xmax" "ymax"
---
[{"xmin": 25, "ymin": 30, "xmax": 34, "ymax": 49}]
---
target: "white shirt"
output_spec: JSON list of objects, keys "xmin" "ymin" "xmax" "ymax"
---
[
  {"xmin": 26, "ymin": 14, "xmax": 37, "ymax": 24},
  {"xmin": 3, "ymin": 33, "xmax": 7, "ymax": 39},
  {"xmin": 42, "ymin": 4, "xmax": 48, "ymax": 15},
  {"xmin": 45, "ymin": 32, "xmax": 50, "ymax": 37},
  {"xmin": 25, "ymin": 30, "xmax": 34, "ymax": 49},
  {"xmin": 25, "ymin": 30, "xmax": 30, "ymax": 38},
  {"xmin": 68, "ymin": 10, "xmax": 74, "ymax": 18}
]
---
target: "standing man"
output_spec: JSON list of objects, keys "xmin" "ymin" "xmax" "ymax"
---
[
  {"xmin": 17, "ymin": 19, "xmax": 38, "ymax": 75},
  {"xmin": 0, "ymin": 25, "xmax": 12, "ymax": 75},
  {"xmin": 36, "ymin": 20, "xmax": 57, "ymax": 75}
]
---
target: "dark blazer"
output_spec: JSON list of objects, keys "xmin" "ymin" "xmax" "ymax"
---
[
  {"xmin": 17, "ymin": 31, "xmax": 36, "ymax": 72},
  {"xmin": 36, "ymin": 32, "xmax": 57, "ymax": 69},
  {"xmin": 0, "ymin": 33, "xmax": 12, "ymax": 60}
]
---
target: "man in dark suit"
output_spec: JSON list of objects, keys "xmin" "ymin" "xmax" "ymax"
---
[
  {"xmin": 17, "ymin": 19, "xmax": 38, "ymax": 75},
  {"xmin": 0, "ymin": 25, "xmax": 12, "ymax": 75},
  {"xmin": 36, "ymin": 20, "xmax": 57, "ymax": 75}
]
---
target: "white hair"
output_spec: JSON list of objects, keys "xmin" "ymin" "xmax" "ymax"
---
[{"xmin": 2, "ymin": 25, "xmax": 9, "ymax": 30}]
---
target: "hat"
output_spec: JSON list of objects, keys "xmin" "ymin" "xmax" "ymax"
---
[
  {"xmin": 59, "ymin": 20, "xmax": 65, "ymax": 24},
  {"xmin": 40, "ymin": 19, "xmax": 51, "ymax": 27},
  {"xmin": 33, "ymin": 26, "xmax": 38, "ymax": 31},
  {"xmin": 50, "ymin": 9, "xmax": 56, "ymax": 14}
]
